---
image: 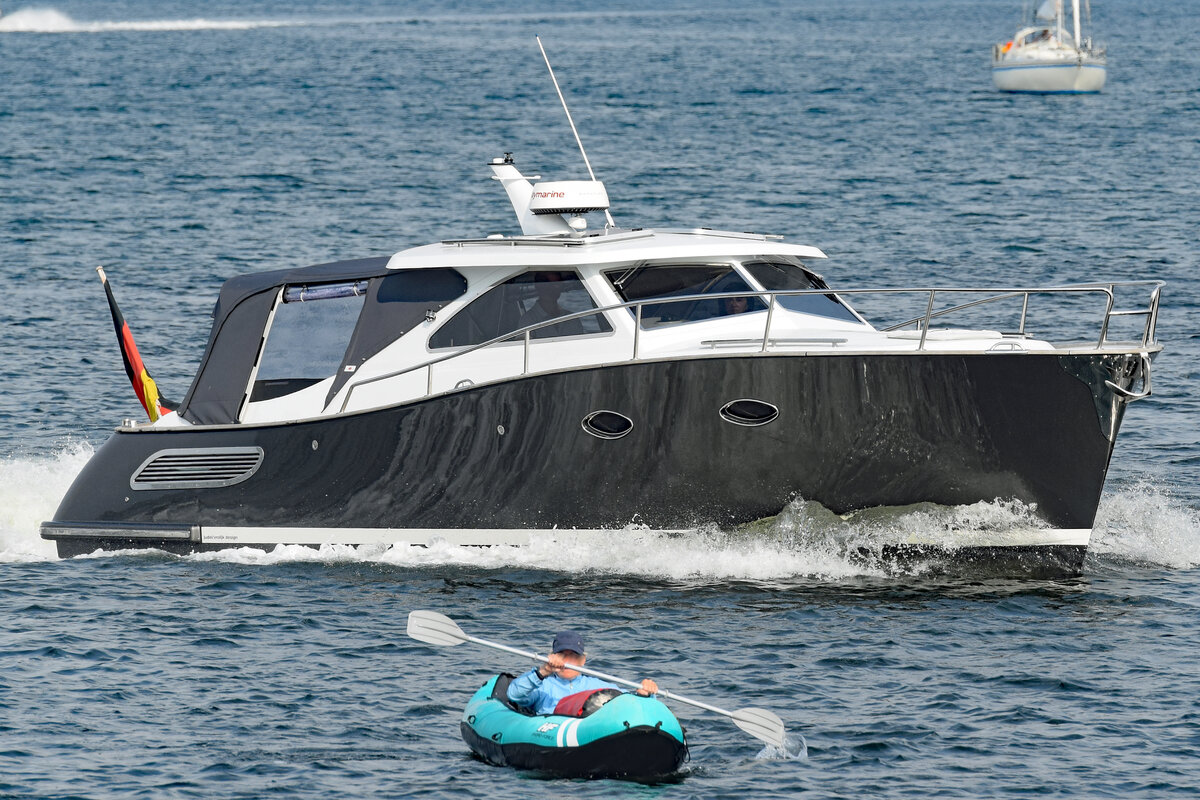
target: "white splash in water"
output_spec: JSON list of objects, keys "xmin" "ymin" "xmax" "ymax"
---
[
  {"xmin": 0, "ymin": 442, "xmax": 93, "ymax": 561},
  {"xmin": 756, "ymin": 733, "xmax": 808, "ymax": 761},
  {"xmin": 1090, "ymin": 482, "xmax": 1200, "ymax": 569},
  {"xmin": 0, "ymin": 7, "xmax": 306, "ymax": 33}
]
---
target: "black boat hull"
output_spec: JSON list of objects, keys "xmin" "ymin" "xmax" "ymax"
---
[{"xmin": 44, "ymin": 351, "xmax": 1139, "ymax": 565}]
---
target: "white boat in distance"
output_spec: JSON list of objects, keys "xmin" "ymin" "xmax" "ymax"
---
[{"xmin": 993, "ymin": 0, "xmax": 1106, "ymax": 93}]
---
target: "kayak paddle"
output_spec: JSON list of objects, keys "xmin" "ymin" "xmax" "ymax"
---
[{"xmin": 406, "ymin": 609, "xmax": 788, "ymax": 749}]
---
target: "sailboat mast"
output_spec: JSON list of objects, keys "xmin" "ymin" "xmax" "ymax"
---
[
  {"xmin": 1072, "ymin": 0, "xmax": 1082, "ymax": 45},
  {"xmin": 1056, "ymin": 0, "xmax": 1064, "ymax": 39}
]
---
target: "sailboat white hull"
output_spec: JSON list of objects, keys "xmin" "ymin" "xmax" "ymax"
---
[{"xmin": 992, "ymin": 60, "xmax": 1106, "ymax": 93}]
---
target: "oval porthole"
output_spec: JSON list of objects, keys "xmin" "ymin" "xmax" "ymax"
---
[
  {"xmin": 719, "ymin": 398, "xmax": 779, "ymax": 427},
  {"xmin": 581, "ymin": 410, "xmax": 634, "ymax": 440}
]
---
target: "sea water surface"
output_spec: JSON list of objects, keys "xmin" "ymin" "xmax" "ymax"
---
[{"xmin": 1, "ymin": 1, "xmax": 1199, "ymax": 797}]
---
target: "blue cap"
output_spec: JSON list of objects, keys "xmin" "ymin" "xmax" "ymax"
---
[{"xmin": 552, "ymin": 630, "xmax": 586, "ymax": 655}]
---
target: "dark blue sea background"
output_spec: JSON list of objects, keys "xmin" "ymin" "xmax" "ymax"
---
[{"xmin": 2, "ymin": 1, "xmax": 1199, "ymax": 796}]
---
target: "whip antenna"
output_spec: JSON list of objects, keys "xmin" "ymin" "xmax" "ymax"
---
[{"xmin": 536, "ymin": 36, "xmax": 616, "ymax": 229}]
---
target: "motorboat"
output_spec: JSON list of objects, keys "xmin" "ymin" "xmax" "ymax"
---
[
  {"xmin": 39, "ymin": 147, "xmax": 1163, "ymax": 569},
  {"xmin": 41, "ymin": 52, "xmax": 1162, "ymax": 571},
  {"xmin": 993, "ymin": 0, "xmax": 1106, "ymax": 93},
  {"xmin": 460, "ymin": 674, "xmax": 687, "ymax": 780}
]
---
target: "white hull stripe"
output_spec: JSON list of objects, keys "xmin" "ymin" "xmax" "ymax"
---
[
  {"xmin": 567, "ymin": 718, "xmax": 581, "ymax": 747},
  {"xmin": 555, "ymin": 718, "xmax": 581, "ymax": 747},
  {"xmin": 197, "ymin": 525, "xmax": 1092, "ymax": 549}
]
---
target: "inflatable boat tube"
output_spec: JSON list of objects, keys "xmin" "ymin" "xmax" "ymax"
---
[{"xmin": 460, "ymin": 674, "xmax": 688, "ymax": 779}]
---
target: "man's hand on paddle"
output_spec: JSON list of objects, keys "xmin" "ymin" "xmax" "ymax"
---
[{"xmin": 537, "ymin": 651, "xmax": 573, "ymax": 677}]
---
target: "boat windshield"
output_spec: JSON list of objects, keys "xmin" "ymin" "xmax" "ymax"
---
[
  {"xmin": 740, "ymin": 259, "xmax": 860, "ymax": 322},
  {"xmin": 254, "ymin": 281, "xmax": 367, "ymax": 401},
  {"xmin": 603, "ymin": 264, "xmax": 766, "ymax": 328},
  {"xmin": 429, "ymin": 269, "xmax": 612, "ymax": 349}
]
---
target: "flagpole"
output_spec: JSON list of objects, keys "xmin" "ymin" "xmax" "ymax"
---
[{"xmin": 95, "ymin": 265, "xmax": 172, "ymax": 422}]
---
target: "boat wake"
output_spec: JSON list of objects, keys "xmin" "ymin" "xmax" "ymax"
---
[
  {"xmin": 0, "ymin": 442, "xmax": 92, "ymax": 562},
  {"xmin": 2, "ymin": 445, "xmax": 1197, "ymax": 576},
  {"xmin": 0, "ymin": 7, "xmax": 665, "ymax": 35},
  {"xmin": 0, "ymin": 7, "xmax": 317, "ymax": 33},
  {"xmin": 1089, "ymin": 481, "xmax": 1200, "ymax": 570}
]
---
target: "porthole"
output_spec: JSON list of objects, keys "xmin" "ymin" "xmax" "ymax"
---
[
  {"xmin": 719, "ymin": 398, "xmax": 779, "ymax": 427},
  {"xmin": 581, "ymin": 410, "xmax": 633, "ymax": 440}
]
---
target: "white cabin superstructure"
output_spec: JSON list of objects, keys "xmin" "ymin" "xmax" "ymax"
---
[{"xmin": 178, "ymin": 153, "xmax": 1079, "ymax": 428}]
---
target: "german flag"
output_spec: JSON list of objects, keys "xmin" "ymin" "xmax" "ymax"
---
[{"xmin": 97, "ymin": 266, "xmax": 173, "ymax": 422}]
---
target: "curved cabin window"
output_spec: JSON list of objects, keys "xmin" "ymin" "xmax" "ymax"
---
[
  {"xmin": 429, "ymin": 270, "xmax": 612, "ymax": 349},
  {"xmin": 604, "ymin": 264, "xmax": 766, "ymax": 328},
  {"xmin": 324, "ymin": 268, "xmax": 468, "ymax": 403},
  {"xmin": 742, "ymin": 259, "xmax": 860, "ymax": 322},
  {"xmin": 251, "ymin": 281, "xmax": 367, "ymax": 402}
]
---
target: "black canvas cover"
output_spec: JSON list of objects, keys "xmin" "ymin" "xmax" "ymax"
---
[{"xmin": 176, "ymin": 256, "xmax": 393, "ymax": 425}]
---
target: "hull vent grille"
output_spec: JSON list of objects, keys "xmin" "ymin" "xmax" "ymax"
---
[{"xmin": 131, "ymin": 447, "xmax": 265, "ymax": 490}]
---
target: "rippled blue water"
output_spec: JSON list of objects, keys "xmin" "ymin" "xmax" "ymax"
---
[{"xmin": 2, "ymin": 1, "xmax": 1199, "ymax": 796}]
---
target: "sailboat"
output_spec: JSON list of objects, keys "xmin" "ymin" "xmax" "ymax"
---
[{"xmin": 992, "ymin": 0, "xmax": 1106, "ymax": 93}]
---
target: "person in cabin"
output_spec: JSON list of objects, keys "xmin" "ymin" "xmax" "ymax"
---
[
  {"xmin": 506, "ymin": 630, "xmax": 659, "ymax": 715},
  {"xmin": 521, "ymin": 271, "xmax": 586, "ymax": 336},
  {"xmin": 721, "ymin": 295, "xmax": 750, "ymax": 315}
]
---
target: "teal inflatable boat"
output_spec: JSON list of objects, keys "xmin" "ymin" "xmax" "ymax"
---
[{"xmin": 460, "ymin": 674, "xmax": 689, "ymax": 779}]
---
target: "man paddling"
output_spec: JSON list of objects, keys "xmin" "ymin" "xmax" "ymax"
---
[{"xmin": 507, "ymin": 630, "xmax": 659, "ymax": 715}]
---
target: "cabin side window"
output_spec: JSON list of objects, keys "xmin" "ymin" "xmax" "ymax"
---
[
  {"xmin": 603, "ymin": 264, "xmax": 766, "ymax": 328},
  {"xmin": 428, "ymin": 270, "xmax": 612, "ymax": 349},
  {"xmin": 741, "ymin": 260, "xmax": 860, "ymax": 322},
  {"xmin": 251, "ymin": 281, "xmax": 367, "ymax": 402}
]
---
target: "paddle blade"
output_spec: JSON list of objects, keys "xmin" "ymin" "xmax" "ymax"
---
[
  {"xmin": 731, "ymin": 707, "xmax": 787, "ymax": 748},
  {"xmin": 407, "ymin": 610, "xmax": 469, "ymax": 647}
]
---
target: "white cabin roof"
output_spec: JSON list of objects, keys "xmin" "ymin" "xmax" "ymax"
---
[{"xmin": 385, "ymin": 228, "xmax": 827, "ymax": 270}]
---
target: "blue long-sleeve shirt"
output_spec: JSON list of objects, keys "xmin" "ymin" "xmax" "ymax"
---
[{"xmin": 506, "ymin": 668, "xmax": 619, "ymax": 715}]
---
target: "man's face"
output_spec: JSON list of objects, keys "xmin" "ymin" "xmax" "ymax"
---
[
  {"xmin": 537, "ymin": 272, "xmax": 566, "ymax": 303},
  {"xmin": 557, "ymin": 649, "xmax": 585, "ymax": 679}
]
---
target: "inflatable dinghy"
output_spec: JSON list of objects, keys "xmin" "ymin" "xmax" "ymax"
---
[{"xmin": 460, "ymin": 674, "xmax": 688, "ymax": 779}]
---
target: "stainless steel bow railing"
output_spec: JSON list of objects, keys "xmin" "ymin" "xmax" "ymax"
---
[
  {"xmin": 875, "ymin": 280, "xmax": 1163, "ymax": 349},
  {"xmin": 339, "ymin": 279, "xmax": 1163, "ymax": 413}
]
